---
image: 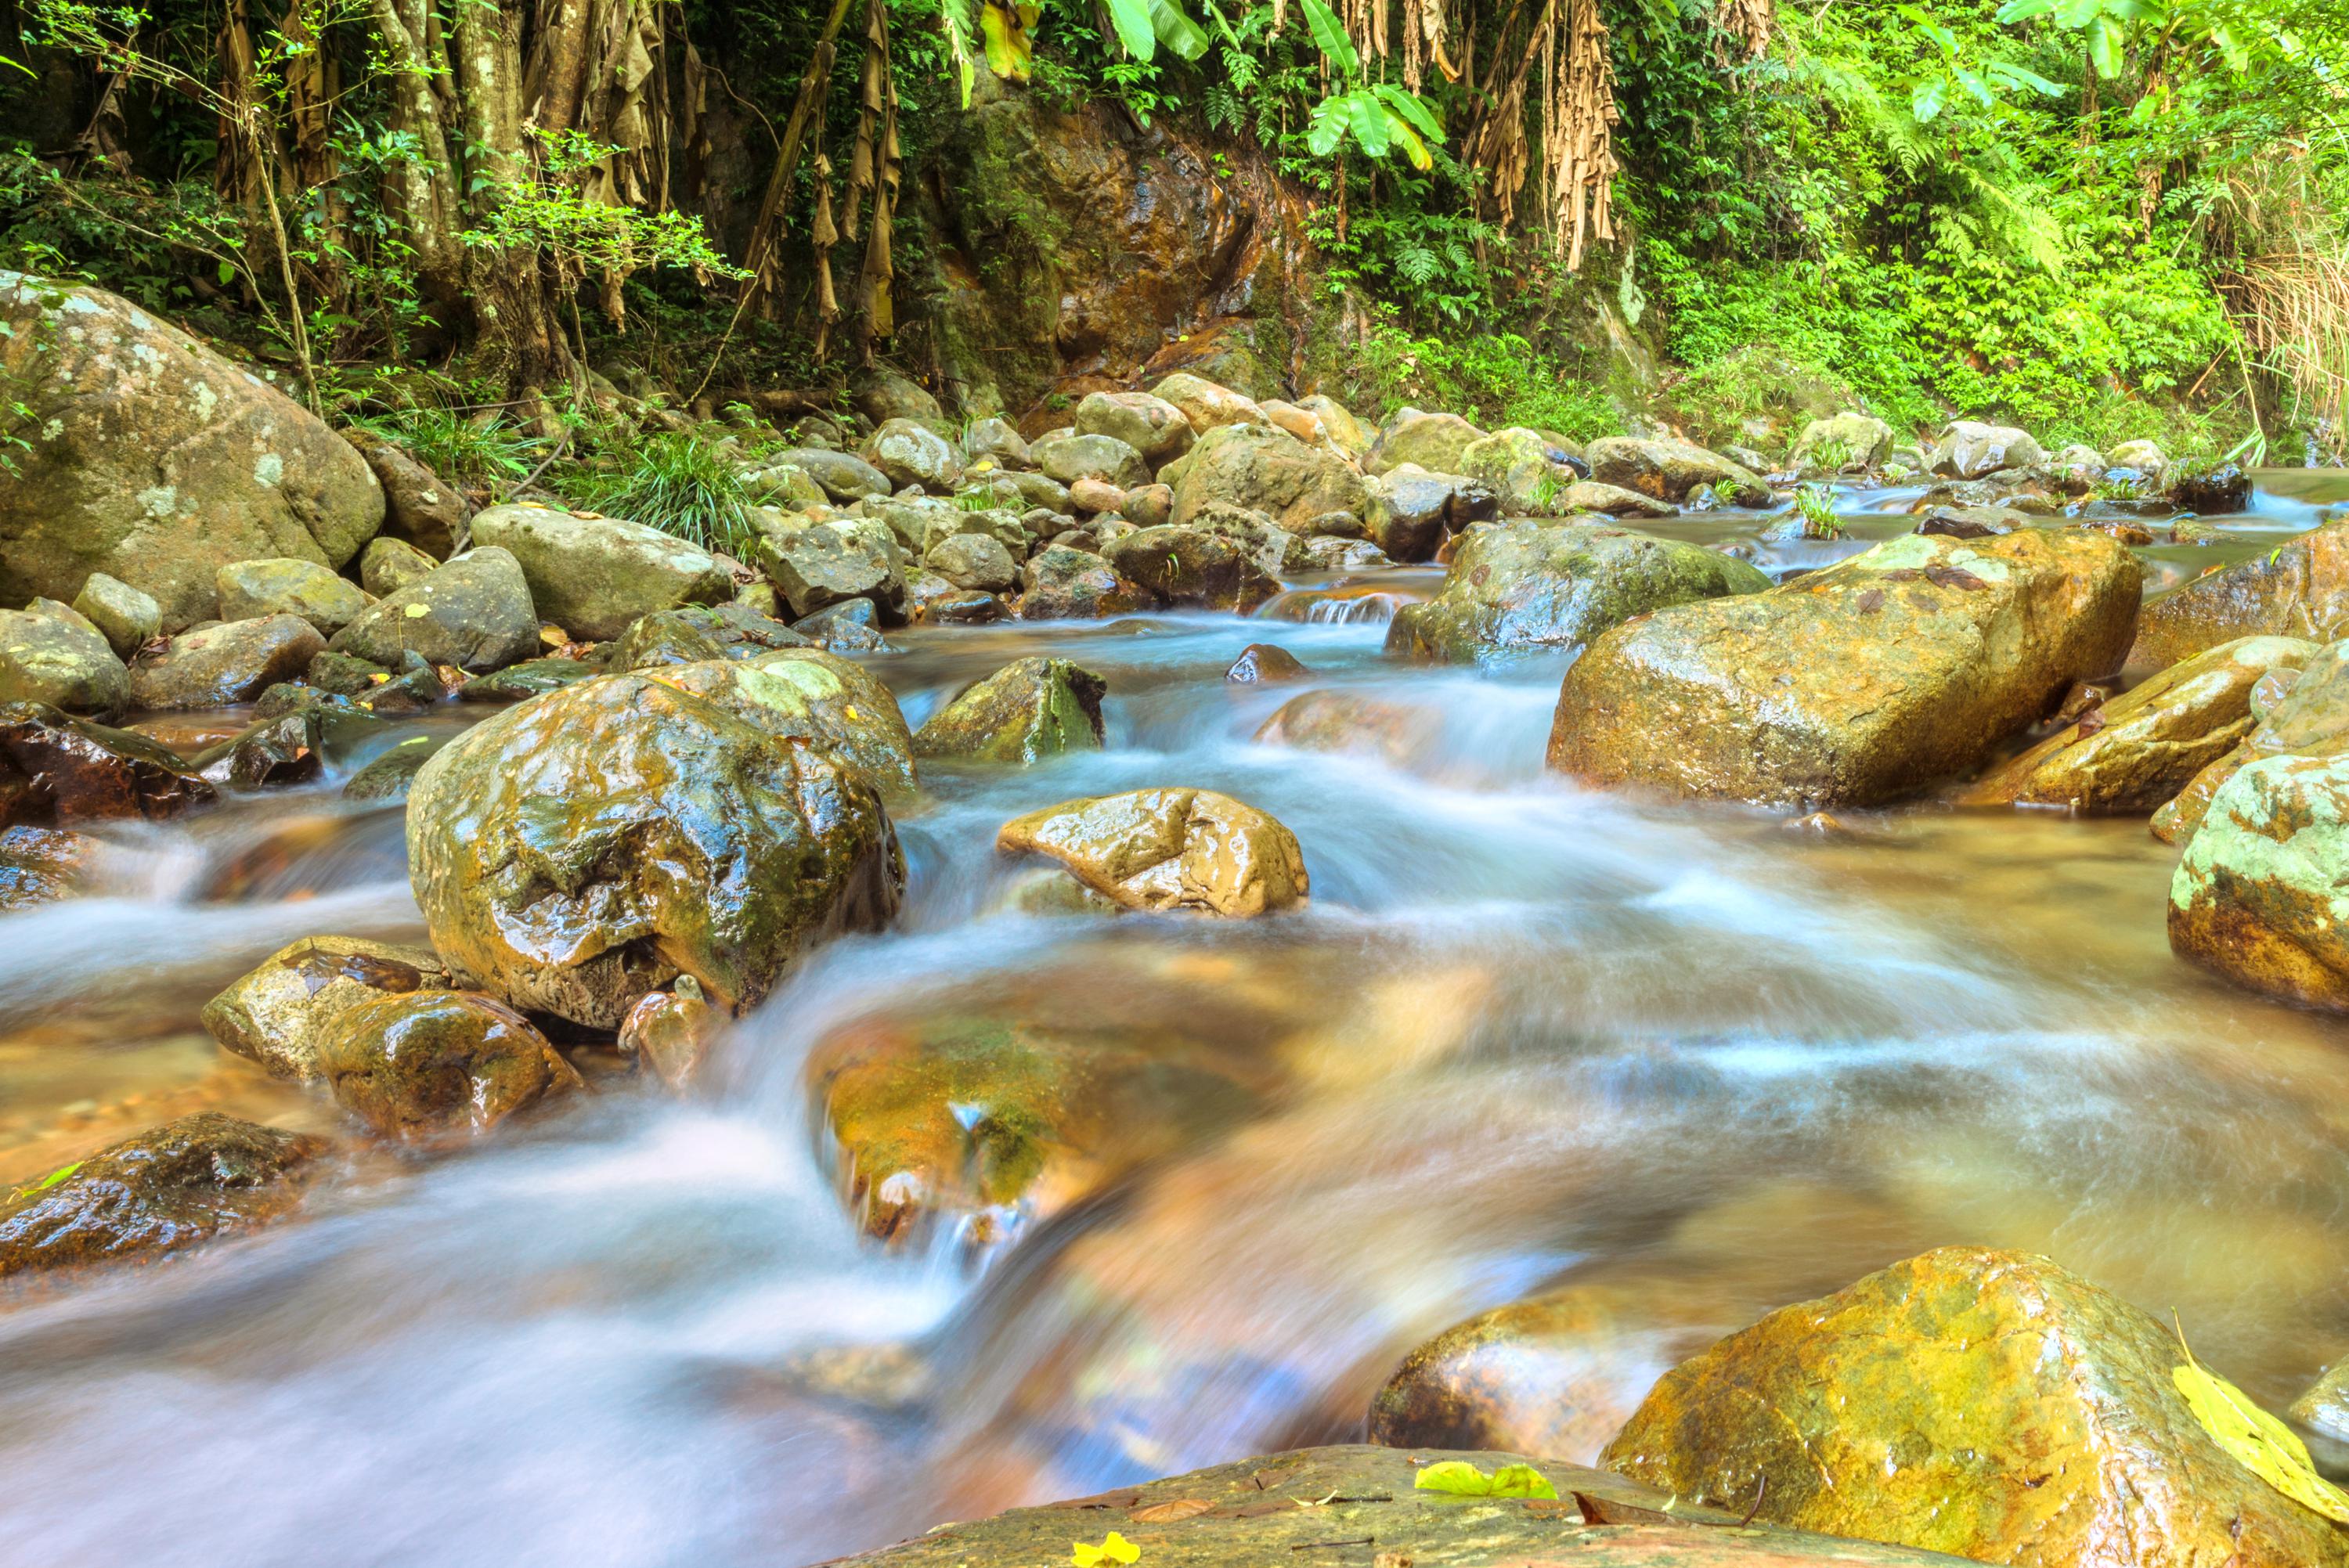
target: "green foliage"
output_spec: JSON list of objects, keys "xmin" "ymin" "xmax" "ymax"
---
[
  {"xmin": 345, "ymin": 405, "xmax": 549, "ymax": 487},
  {"xmin": 1413, "ymin": 1461, "xmax": 1559, "ymax": 1500},
  {"xmin": 550, "ymin": 429, "xmax": 765, "ymax": 555},
  {"xmin": 1348, "ymin": 313, "xmax": 1617, "ymax": 435}
]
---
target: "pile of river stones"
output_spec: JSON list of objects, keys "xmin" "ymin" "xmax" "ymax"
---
[{"xmin": 7, "ymin": 275, "xmax": 2349, "ymax": 1567}]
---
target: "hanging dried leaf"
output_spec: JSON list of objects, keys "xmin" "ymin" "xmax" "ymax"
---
[
  {"xmin": 1714, "ymin": 0, "xmax": 1770, "ymax": 58},
  {"xmin": 1546, "ymin": 0, "xmax": 1617, "ymax": 271}
]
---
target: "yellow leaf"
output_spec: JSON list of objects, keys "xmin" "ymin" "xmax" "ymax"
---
[
  {"xmin": 982, "ymin": 1, "xmax": 1034, "ymax": 80},
  {"xmin": 2174, "ymin": 1337, "xmax": 2349, "ymax": 1524},
  {"xmin": 1070, "ymin": 1532, "xmax": 1139, "ymax": 1566},
  {"xmin": 403, "ymin": 602, "xmax": 430, "ymax": 618}
]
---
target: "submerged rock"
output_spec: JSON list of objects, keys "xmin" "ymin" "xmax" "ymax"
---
[
  {"xmin": 1551, "ymin": 530, "xmax": 2142, "ymax": 808},
  {"xmin": 619, "ymin": 982, "xmax": 718, "ymax": 1090},
  {"xmin": 406, "ymin": 672, "xmax": 903, "ymax": 1026},
  {"xmin": 2132, "ymin": 519, "xmax": 2349, "ymax": 669},
  {"xmin": 0, "ymin": 701, "xmax": 214, "ymax": 824},
  {"xmin": 1254, "ymin": 688, "xmax": 1438, "ymax": 766},
  {"xmin": 1226, "ymin": 643, "xmax": 1309, "ymax": 683},
  {"xmin": 316, "ymin": 989, "xmax": 576, "ymax": 1138},
  {"xmin": 327, "ymin": 547, "xmax": 539, "ymax": 673},
  {"xmin": 0, "ymin": 1112, "xmax": 326, "ymax": 1280},
  {"xmin": 0, "ymin": 597, "xmax": 129, "ymax": 717},
  {"xmin": 1604, "ymin": 1246, "xmax": 2344, "ymax": 1568},
  {"xmin": 818, "ymin": 1444, "xmax": 1976, "ymax": 1568},
  {"xmin": 341, "ymin": 734, "xmax": 442, "ymax": 801},
  {"xmin": 912, "ymin": 657, "xmax": 1106, "ymax": 762},
  {"xmin": 214, "ymin": 557, "xmax": 373, "ymax": 634},
  {"xmin": 998, "ymin": 788, "xmax": 1307, "ymax": 917},
  {"xmin": 128, "ymin": 614, "xmax": 326, "ymax": 709},
  {"xmin": 203, "ymin": 935, "xmax": 452, "ymax": 1082},
  {"xmin": 468, "ymin": 503, "xmax": 733, "ymax": 640},
  {"xmin": 1388, "ymin": 521, "xmax": 1770, "ymax": 665},
  {"xmin": 1961, "ymin": 636, "xmax": 2316, "ymax": 812},
  {"xmin": 0, "ymin": 824, "xmax": 88, "ymax": 910}
]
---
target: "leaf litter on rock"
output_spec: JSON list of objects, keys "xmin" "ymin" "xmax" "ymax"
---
[{"xmin": 2173, "ymin": 1321, "xmax": 2349, "ymax": 1527}]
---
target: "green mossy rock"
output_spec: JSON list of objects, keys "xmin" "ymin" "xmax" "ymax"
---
[
  {"xmin": 646, "ymin": 648, "xmax": 918, "ymax": 798},
  {"xmin": 0, "ymin": 1112, "xmax": 326, "ymax": 1279},
  {"xmin": 1171, "ymin": 424, "xmax": 1371, "ymax": 533},
  {"xmin": 202, "ymin": 935, "xmax": 453, "ymax": 1081},
  {"xmin": 1388, "ymin": 521, "xmax": 1770, "ymax": 666},
  {"xmin": 2170, "ymin": 743, "xmax": 2349, "ymax": 1009},
  {"xmin": 1929, "ymin": 420, "xmax": 2045, "ymax": 479},
  {"xmin": 1604, "ymin": 1246, "xmax": 2348, "ymax": 1568},
  {"xmin": 0, "ymin": 597, "xmax": 129, "ymax": 717},
  {"xmin": 1365, "ymin": 409, "xmax": 1485, "ymax": 477},
  {"xmin": 1102, "ymin": 525, "xmax": 1279, "ymax": 611},
  {"xmin": 1586, "ymin": 436, "xmax": 1770, "ymax": 506},
  {"xmin": 327, "ymin": 546, "xmax": 539, "ymax": 673},
  {"xmin": 315, "ymin": 989, "xmax": 575, "ymax": 1138},
  {"xmin": 1017, "ymin": 545, "xmax": 1153, "ymax": 621},
  {"xmin": 1459, "ymin": 427, "xmax": 1583, "ymax": 515},
  {"xmin": 70, "ymin": 571, "xmax": 161, "ymax": 658},
  {"xmin": 467, "ymin": 503, "xmax": 734, "ymax": 641},
  {"xmin": 913, "ymin": 657, "xmax": 1106, "ymax": 762},
  {"xmin": 1550, "ymin": 531, "xmax": 2143, "ymax": 808},
  {"xmin": 1788, "ymin": 413, "xmax": 1895, "ymax": 470},
  {"xmin": 406, "ymin": 672, "xmax": 904, "ymax": 1026},
  {"xmin": 128, "ymin": 614, "xmax": 326, "ymax": 709},
  {"xmin": 458, "ymin": 656, "xmax": 600, "ymax": 702},
  {"xmin": 215, "ymin": 557, "xmax": 373, "ymax": 634}
]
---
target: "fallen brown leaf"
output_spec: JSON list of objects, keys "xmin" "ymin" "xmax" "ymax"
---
[{"xmin": 1130, "ymin": 1499, "xmax": 1214, "ymax": 1524}]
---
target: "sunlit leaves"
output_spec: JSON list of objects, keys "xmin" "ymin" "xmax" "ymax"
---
[
  {"xmin": 1299, "ymin": 0, "xmax": 1358, "ymax": 75},
  {"xmin": 1070, "ymin": 1532, "xmax": 1141, "ymax": 1566},
  {"xmin": 1414, "ymin": 1461, "xmax": 1560, "ymax": 1499},
  {"xmin": 2174, "ymin": 1337, "xmax": 2349, "ymax": 1524},
  {"xmin": 980, "ymin": 1, "xmax": 1036, "ymax": 81},
  {"xmin": 1101, "ymin": 0, "xmax": 1205, "ymax": 63}
]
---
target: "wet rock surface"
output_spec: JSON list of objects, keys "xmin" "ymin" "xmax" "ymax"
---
[
  {"xmin": 998, "ymin": 788, "xmax": 1308, "ymax": 916},
  {"xmin": 913, "ymin": 657, "xmax": 1107, "ymax": 762},
  {"xmin": 316, "ymin": 989, "xmax": 576, "ymax": 1138},
  {"xmin": 203, "ymin": 935, "xmax": 453, "ymax": 1082}
]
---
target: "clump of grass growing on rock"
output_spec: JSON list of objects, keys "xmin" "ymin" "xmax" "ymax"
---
[
  {"xmin": 346, "ymin": 405, "xmax": 548, "ymax": 487},
  {"xmin": 553, "ymin": 430, "xmax": 763, "ymax": 556}
]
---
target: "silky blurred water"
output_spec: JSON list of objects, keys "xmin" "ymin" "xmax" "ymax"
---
[{"xmin": 4, "ymin": 478, "xmax": 2349, "ymax": 1567}]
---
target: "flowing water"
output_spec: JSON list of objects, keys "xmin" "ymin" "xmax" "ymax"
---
[{"xmin": 5, "ymin": 473, "xmax": 2349, "ymax": 1566}]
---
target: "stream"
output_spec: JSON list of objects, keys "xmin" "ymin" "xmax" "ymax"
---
[{"xmin": 5, "ymin": 471, "xmax": 2349, "ymax": 1567}]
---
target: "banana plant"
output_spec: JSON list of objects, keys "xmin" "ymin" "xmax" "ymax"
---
[
  {"xmin": 1297, "ymin": 0, "xmax": 1442, "ymax": 168},
  {"xmin": 1103, "ymin": 0, "xmax": 1209, "ymax": 62},
  {"xmin": 1994, "ymin": 0, "xmax": 2253, "ymax": 82}
]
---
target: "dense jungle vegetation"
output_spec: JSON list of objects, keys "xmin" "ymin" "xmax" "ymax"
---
[{"xmin": 1, "ymin": 0, "xmax": 2344, "ymax": 467}]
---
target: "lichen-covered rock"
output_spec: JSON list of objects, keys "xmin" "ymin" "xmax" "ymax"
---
[
  {"xmin": 645, "ymin": 648, "xmax": 919, "ymax": 798},
  {"xmin": 1929, "ymin": 420, "xmax": 2045, "ymax": 479},
  {"xmin": 914, "ymin": 657, "xmax": 1106, "ymax": 762},
  {"xmin": 1603, "ymin": 1246, "xmax": 2348, "ymax": 1568},
  {"xmin": 467, "ymin": 503, "xmax": 732, "ymax": 640},
  {"xmin": 359, "ymin": 535, "xmax": 440, "ymax": 597},
  {"xmin": 202, "ymin": 935, "xmax": 453, "ymax": 1082},
  {"xmin": 327, "ymin": 547, "xmax": 538, "ymax": 672},
  {"xmin": 0, "ymin": 1112, "xmax": 325, "ymax": 1279},
  {"xmin": 861, "ymin": 419, "xmax": 965, "ymax": 492},
  {"xmin": 1788, "ymin": 413, "xmax": 1894, "ymax": 471},
  {"xmin": 1076, "ymin": 391, "xmax": 1196, "ymax": 467},
  {"xmin": 1586, "ymin": 436, "xmax": 1770, "ymax": 506},
  {"xmin": 0, "ymin": 701, "xmax": 213, "ymax": 824},
  {"xmin": 1961, "ymin": 636, "xmax": 2317, "ymax": 813},
  {"xmin": 406, "ymin": 672, "xmax": 904, "ymax": 1026},
  {"xmin": 215, "ymin": 557, "xmax": 373, "ymax": 633},
  {"xmin": 756, "ymin": 517, "xmax": 908, "ymax": 621},
  {"xmin": 998, "ymin": 788, "xmax": 1307, "ymax": 916},
  {"xmin": 1387, "ymin": 521, "xmax": 1769, "ymax": 666},
  {"xmin": 0, "ymin": 598, "xmax": 128, "ymax": 716},
  {"xmin": 2169, "ymin": 744, "xmax": 2349, "ymax": 1008},
  {"xmin": 820, "ymin": 1444, "xmax": 1977, "ymax": 1568},
  {"xmin": 964, "ymin": 416, "xmax": 1031, "ymax": 468},
  {"xmin": 128, "ymin": 614, "xmax": 325, "ymax": 709},
  {"xmin": 0, "ymin": 273, "xmax": 383, "ymax": 632},
  {"xmin": 69, "ymin": 572, "xmax": 160, "ymax": 658},
  {"xmin": 316, "ymin": 989, "xmax": 576, "ymax": 1138},
  {"xmin": 1018, "ymin": 545, "xmax": 1154, "ymax": 620},
  {"xmin": 1551, "ymin": 531, "xmax": 2142, "ymax": 808},
  {"xmin": 2131, "ymin": 520, "xmax": 2349, "ymax": 669},
  {"xmin": 1226, "ymin": 643, "xmax": 1308, "ymax": 683},
  {"xmin": 341, "ymin": 426, "xmax": 467, "ymax": 557},
  {"xmin": 1033, "ymin": 431, "xmax": 1153, "ymax": 490},
  {"xmin": 1365, "ymin": 409, "xmax": 1485, "ymax": 477},
  {"xmin": 1149, "ymin": 372, "xmax": 1267, "ymax": 434},
  {"xmin": 1460, "ymin": 427, "xmax": 1586, "ymax": 515},
  {"xmin": 924, "ymin": 532, "xmax": 1019, "ymax": 593},
  {"xmin": 1167, "ymin": 424, "xmax": 1372, "ymax": 538},
  {"xmin": 1103, "ymin": 525, "xmax": 1279, "ymax": 611},
  {"xmin": 772, "ymin": 445, "xmax": 892, "ymax": 503}
]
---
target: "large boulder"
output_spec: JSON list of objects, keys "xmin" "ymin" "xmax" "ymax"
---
[
  {"xmin": 913, "ymin": 657, "xmax": 1106, "ymax": 762},
  {"xmin": 644, "ymin": 649, "xmax": 919, "ymax": 798},
  {"xmin": 0, "ymin": 1112, "xmax": 325, "ymax": 1279},
  {"xmin": 467, "ymin": 503, "xmax": 733, "ymax": 640},
  {"xmin": 1585, "ymin": 436, "xmax": 1770, "ymax": 506},
  {"xmin": 201, "ymin": 935, "xmax": 453, "ymax": 1082},
  {"xmin": 923, "ymin": 532, "xmax": 1019, "ymax": 593},
  {"xmin": 2170, "ymin": 745, "xmax": 2349, "ymax": 1009},
  {"xmin": 0, "ymin": 274, "xmax": 384, "ymax": 631},
  {"xmin": 1296, "ymin": 393, "xmax": 1373, "ymax": 456},
  {"xmin": 1017, "ymin": 545, "xmax": 1153, "ymax": 620},
  {"xmin": 1550, "ymin": 531, "xmax": 2142, "ymax": 807},
  {"xmin": 1102, "ymin": 525, "xmax": 1279, "ymax": 612},
  {"xmin": 817, "ymin": 1444, "xmax": 1978, "ymax": 1568},
  {"xmin": 406, "ymin": 672, "xmax": 903, "ymax": 1026},
  {"xmin": 1460, "ymin": 427, "xmax": 1585, "ymax": 515},
  {"xmin": 860, "ymin": 419, "xmax": 965, "ymax": 492},
  {"xmin": 1032, "ymin": 431, "xmax": 1152, "ymax": 490},
  {"xmin": 1365, "ymin": 467, "xmax": 1496, "ymax": 561},
  {"xmin": 1604, "ymin": 1246, "xmax": 2347, "ymax": 1568},
  {"xmin": 1365, "ymin": 408, "xmax": 1485, "ymax": 477},
  {"xmin": 997, "ymin": 788, "xmax": 1307, "ymax": 917},
  {"xmin": 607, "ymin": 601, "xmax": 811, "ymax": 671},
  {"xmin": 0, "ymin": 701, "xmax": 213, "ymax": 824},
  {"xmin": 770, "ymin": 446, "xmax": 892, "ymax": 503},
  {"xmin": 0, "ymin": 598, "xmax": 128, "ymax": 716},
  {"xmin": 1961, "ymin": 636, "xmax": 2316, "ymax": 812},
  {"xmin": 316, "ymin": 989, "xmax": 575, "ymax": 1139},
  {"xmin": 1929, "ymin": 420, "xmax": 2045, "ymax": 479},
  {"xmin": 128, "ymin": 614, "xmax": 325, "ymax": 709},
  {"xmin": 1075, "ymin": 391, "xmax": 1195, "ymax": 467},
  {"xmin": 2131, "ymin": 520, "xmax": 2349, "ymax": 669},
  {"xmin": 1388, "ymin": 521, "xmax": 1770, "ymax": 666},
  {"xmin": 215, "ymin": 557, "xmax": 373, "ymax": 633},
  {"xmin": 756, "ymin": 517, "xmax": 908, "ymax": 621},
  {"xmin": 1171, "ymin": 424, "xmax": 1372, "ymax": 533},
  {"xmin": 327, "ymin": 546, "xmax": 538, "ymax": 672}
]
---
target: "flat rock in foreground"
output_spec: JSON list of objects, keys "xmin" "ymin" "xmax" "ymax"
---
[
  {"xmin": 1550, "ymin": 531, "xmax": 2141, "ymax": 808},
  {"xmin": 817, "ymin": 1444, "xmax": 1974, "ymax": 1568}
]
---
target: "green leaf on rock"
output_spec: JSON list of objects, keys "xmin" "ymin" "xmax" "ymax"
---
[
  {"xmin": 2174, "ymin": 1333, "xmax": 2349, "ymax": 1524},
  {"xmin": 1414, "ymin": 1460, "xmax": 1558, "ymax": 1499}
]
